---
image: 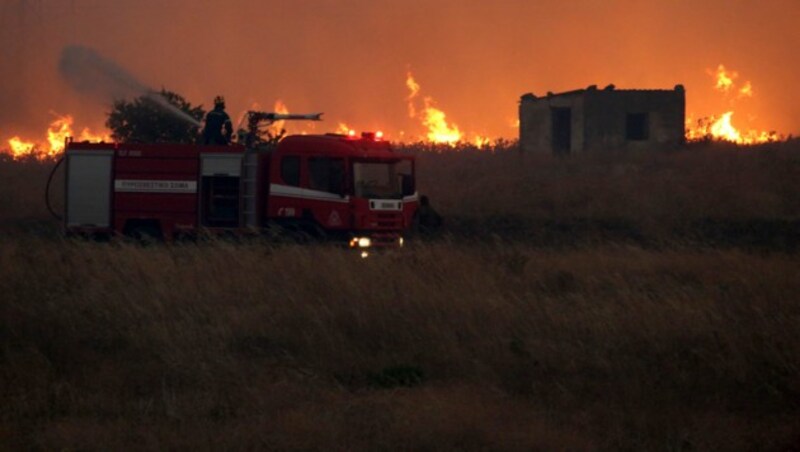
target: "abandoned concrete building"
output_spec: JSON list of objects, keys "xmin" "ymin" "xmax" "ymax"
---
[{"xmin": 519, "ymin": 85, "xmax": 685, "ymax": 154}]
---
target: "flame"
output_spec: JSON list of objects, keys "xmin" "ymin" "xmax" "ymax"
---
[
  {"xmin": 46, "ymin": 116, "xmax": 73, "ymax": 155},
  {"xmin": 713, "ymin": 65, "xmax": 755, "ymax": 100},
  {"xmin": 686, "ymin": 112, "xmax": 780, "ymax": 144},
  {"xmin": 406, "ymin": 72, "xmax": 463, "ymax": 145},
  {"xmin": 336, "ymin": 122, "xmax": 355, "ymax": 135},
  {"xmin": 7, "ymin": 137, "xmax": 36, "ymax": 158},
  {"xmin": 738, "ymin": 81, "xmax": 753, "ymax": 98},
  {"xmin": 78, "ymin": 127, "xmax": 110, "ymax": 143},
  {"xmin": 267, "ymin": 100, "xmax": 290, "ymax": 135},
  {"xmin": 3, "ymin": 114, "xmax": 110, "ymax": 160},
  {"xmin": 274, "ymin": 100, "xmax": 289, "ymax": 114},
  {"xmin": 420, "ymin": 97, "xmax": 462, "ymax": 144},
  {"xmin": 714, "ymin": 64, "xmax": 737, "ymax": 93},
  {"xmin": 473, "ymin": 136, "xmax": 491, "ymax": 147},
  {"xmin": 686, "ymin": 64, "xmax": 782, "ymax": 145},
  {"xmin": 708, "ymin": 112, "xmax": 740, "ymax": 141},
  {"xmin": 406, "ymin": 72, "xmax": 421, "ymax": 118}
]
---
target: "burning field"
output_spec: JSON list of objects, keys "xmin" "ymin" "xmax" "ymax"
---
[
  {"xmin": 5, "ymin": 114, "xmax": 110, "ymax": 160},
  {"xmin": 0, "ymin": 44, "xmax": 791, "ymax": 160},
  {"xmin": 685, "ymin": 65, "xmax": 784, "ymax": 144}
]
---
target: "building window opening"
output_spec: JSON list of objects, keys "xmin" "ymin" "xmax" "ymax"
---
[
  {"xmin": 626, "ymin": 113, "xmax": 649, "ymax": 141},
  {"xmin": 551, "ymin": 107, "xmax": 572, "ymax": 154}
]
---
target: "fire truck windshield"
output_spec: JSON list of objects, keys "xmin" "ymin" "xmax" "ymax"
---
[{"xmin": 353, "ymin": 160, "xmax": 411, "ymax": 199}]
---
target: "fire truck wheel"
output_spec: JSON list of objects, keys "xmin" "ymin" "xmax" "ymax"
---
[{"xmin": 123, "ymin": 220, "xmax": 164, "ymax": 244}]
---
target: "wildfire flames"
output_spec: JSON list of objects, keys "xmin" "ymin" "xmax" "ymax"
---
[
  {"xmin": 2, "ymin": 64, "xmax": 787, "ymax": 158},
  {"xmin": 405, "ymin": 72, "xmax": 493, "ymax": 147},
  {"xmin": 336, "ymin": 122, "xmax": 355, "ymax": 136},
  {"xmin": 4, "ymin": 115, "xmax": 110, "ymax": 160},
  {"xmin": 405, "ymin": 72, "xmax": 464, "ymax": 145},
  {"xmin": 420, "ymin": 98, "xmax": 463, "ymax": 144},
  {"xmin": 405, "ymin": 74, "xmax": 420, "ymax": 119},
  {"xmin": 713, "ymin": 64, "xmax": 736, "ymax": 93},
  {"xmin": 686, "ymin": 112, "xmax": 780, "ymax": 145},
  {"xmin": 268, "ymin": 100, "xmax": 290, "ymax": 135},
  {"xmin": 686, "ymin": 64, "xmax": 781, "ymax": 144}
]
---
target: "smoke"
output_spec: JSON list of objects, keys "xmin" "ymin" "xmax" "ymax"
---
[{"xmin": 58, "ymin": 45, "xmax": 201, "ymax": 127}]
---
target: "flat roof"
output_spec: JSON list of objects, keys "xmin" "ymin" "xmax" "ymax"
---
[{"xmin": 521, "ymin": 84, "xmax": 684, "ymax": 101}]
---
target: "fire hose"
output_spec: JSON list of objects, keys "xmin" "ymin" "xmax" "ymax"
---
[{"xmin": 45, "ymin": 156, "xmax": 65, "ymax": 221}]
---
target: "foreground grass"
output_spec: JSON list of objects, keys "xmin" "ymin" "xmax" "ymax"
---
[
  {"xmin": 1, "ymin": 142, "xmax": 799, "ymax": 448},
  {"xmin": 1, "ymin": 237, "xmax": 798, "ymax": 449}
]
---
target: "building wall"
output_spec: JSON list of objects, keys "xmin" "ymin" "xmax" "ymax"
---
[
  {"xmin": 583, "ymin": 88, "xmax": 685, "ymax": 151},
  {"xmin": 519, "ymin": 87, "xmax": 685, "ymax": 153},
  {"xmin": 519, "ymin": 91, "xmax": 585, "ymax": 154}
]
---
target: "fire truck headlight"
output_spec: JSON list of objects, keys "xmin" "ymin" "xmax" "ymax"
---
[
  {"xmin": 398, "ymin": 237, "xmax": 404, "ymax": 247},
  {"xmin": 349, "ymin": 237, "xmax": 371, "ymax": 248}
]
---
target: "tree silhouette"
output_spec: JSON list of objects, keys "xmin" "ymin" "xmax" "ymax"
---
[{"xmin": 106, "ymin": 89, "xmax": 205, "ymax": 144}]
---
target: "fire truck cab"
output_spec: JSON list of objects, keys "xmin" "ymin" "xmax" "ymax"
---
[{"xmin": 64, "ymin": 132, "xmax": 419, "ymax": 248}]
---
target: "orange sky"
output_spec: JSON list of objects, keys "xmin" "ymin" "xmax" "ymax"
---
[{"xmin": 1, "ymin": 0, "xmax": 798, "ymax": 143}]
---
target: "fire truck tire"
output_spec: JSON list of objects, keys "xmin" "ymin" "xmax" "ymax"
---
[
  {"xmin": 301, "ymin": 222, "xmax": 327, "ymax": 241},
  {"xmin": 123, "ymin": 220, "xmax": 164, "ymax": 244}
]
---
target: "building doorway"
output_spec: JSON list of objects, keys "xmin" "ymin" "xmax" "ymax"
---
[{"xmin": 551, "ymin": 107, "xmax": 572, "ymax": 154}]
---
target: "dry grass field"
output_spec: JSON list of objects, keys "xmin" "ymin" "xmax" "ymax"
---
[
  {"xmin": 1, "ymin": 141, "xmax": 799, "ymax": 450},
  {"xmin": 411, "ymin": 140, "xmax": 800, "ymax": 248}
]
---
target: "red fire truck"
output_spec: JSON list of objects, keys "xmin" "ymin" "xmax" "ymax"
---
[{"xmin": 62, "ymin": 112, "xmax": 419, "ymax": 249}]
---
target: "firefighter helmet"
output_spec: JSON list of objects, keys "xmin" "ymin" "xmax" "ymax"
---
[{"xmin": 214, "ymin": 95, "xmax": 225, "ymax": 109}]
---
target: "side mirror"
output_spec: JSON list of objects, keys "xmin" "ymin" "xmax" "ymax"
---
[{"xmin": 401, "ymin": 174, "xmax": 415, "ymax": 197}]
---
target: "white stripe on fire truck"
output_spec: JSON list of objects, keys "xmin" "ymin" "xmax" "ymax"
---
[
  {"xmin": 269, "ymin": 184, "xmax": 350, "ymax": 203},
  {"xmin": 114, "ymin": 179, "xmax": 197, "ymax": 193}
]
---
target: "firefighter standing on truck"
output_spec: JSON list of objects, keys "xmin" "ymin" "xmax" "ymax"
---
[{"xmin": 202, "ymin": 96, "xmax": 233, "ymax": 145}]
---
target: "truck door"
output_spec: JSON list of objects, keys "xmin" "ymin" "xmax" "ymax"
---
[
  {"xmin": 200, "ymin": 153, "xmax": 241, "ymax": 227},
  {"xmin": 65, "ymin": 149, "xmax": 114, "ymax": 228}
]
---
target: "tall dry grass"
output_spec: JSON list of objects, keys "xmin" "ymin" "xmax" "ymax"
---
[
  {"xmin": 410, "ymin": 140, "xmax": 800, "ymax": 246},
  {"xmin": 1, "ymin": 141, "xmax": 800, "ymax": 449},
  {"xmin": 1, "ymin": 237, "xmax": 799, "ymax": 449},
  {"xmin": 0, "ymin": 154, "xmax": 63, "ymax": 227},
  {"xmin": 412, "ymin": 140, "xmax": 800, "ymax": 220}
]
